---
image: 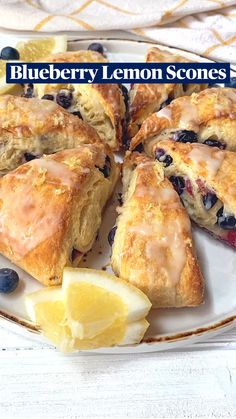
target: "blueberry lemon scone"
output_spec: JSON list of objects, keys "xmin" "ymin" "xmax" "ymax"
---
[
  {"xmin": 128, "ymin": 47, "xmax": 207, "ymax": 140},
  {"xmin": 131, "ymin": 88, "xmax": 236, "ymax": 152},
  {"xmin": 33, "ymin": 51, "xmax": 126, "ymax": 150},
  {"xmin": 110, "ymin": 153, "xmax": 204, "ymax": 308},
  {"xmin": 0, "ymin": 95, "xmax": 104, "ymax": 175},
  {"xmin": 152, "ymin": 140, "xmax": 236, "ymax": 248},
  {"xmin": 0, "ymin": 144, "xmax": 119, "ymax": 286}
]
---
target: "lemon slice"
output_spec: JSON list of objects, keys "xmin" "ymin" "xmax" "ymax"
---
[
  {"xmin": 0, "ymin": 36, "xmax": 67, "ymax": 95},
  {"xmin": 25, "ymin": 269, "xmax": 151, "ymax": 352},
  {"xmin": 62, "ymin": 268, "xmax": 151, "ymax": 339},
  {"xmin": 16, "ymin": 35, "xmax": 67, "ymax": 62},
  {"xmin": 0, "ymin": 60, "xmax": 23, "ymax": 95}
]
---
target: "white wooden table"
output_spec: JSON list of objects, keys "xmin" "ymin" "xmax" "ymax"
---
[{"xmin": 0, "ymin": 325, "xmax": 236, "ymax": 418}]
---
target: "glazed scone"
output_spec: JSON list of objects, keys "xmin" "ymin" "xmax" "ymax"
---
[
  {"xmin": 0, "ymin": 95, "xmax": 104, "ymax": 175},
  {"xmin": 110, "ymin": 152, "xmax": 204, "ymax": 308},
  {"xmin": 152, "ymin": 140, "xmax": 236, "ymax": 248},
  {"xmin": 33, "ymin": 50, "xmax": 126, "ymax": 150},
  {"xmin": 128, "ymin": 47, "xmax": 207, "ymax": 140},
  {"xmin": 0, "ymin": 144, "xmax": 119, "ymax": 286},
  {"xmin": 130, "ymin": 88, "xmax": 236, "ymax": 152}
]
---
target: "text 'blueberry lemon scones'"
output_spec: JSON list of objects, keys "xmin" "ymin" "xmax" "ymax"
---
[
  {"xmin": 131, "ymin": 88, "xmax": 236, "ymax": 153},
  {"xmin": 110, "ymin": 153, "xmax": 204, "ymax": 308},
  {"xmin": 33, "ymin": 50, "xmax": 126, "ymax": 150},
  {"xmin": 0, "ymin": 144, "xmax": 119, "ymax": 286},
  {"xmin": 152, "ymin": 140, "xmax": 236, "ymax": 248},
  {"xmin": 0, "ymin": 95, "xmax": 103, "ymax": 175},
  {"xmin": 128, "ymin": 47, "xmax": 207, "ymax": 140}
]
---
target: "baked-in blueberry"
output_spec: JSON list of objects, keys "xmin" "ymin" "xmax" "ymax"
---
[
  {"xmin": 160, "ymin": 97, "xmax": 171, "ymax": 109},
  {"xmin": 202, "ymin": 192, "xmax": 218, "ymax": 210},
  {"xmin": 203, "ymin": 139, "xmax": 226, "ymax": 150},
  {"xmin": 217, "ymin": 207, "xmax": 236, "ymax": 230},
  {"xmin": 42, "ymin": 94, "xmax": 54, "ymax": 101},
  {"xmin": 88, "ymin": 42, "xmax": 104, "ymax": 55},
  {"xmin": 133, "ymin": 143, "xmax": 144, "ymax": 153},
  {"xmin": 72, "ymin": 111, "xmax": 83, "ymax": 119},
  {"xmin": 56, "ymin": 90, "xmax": 72, "ymax": 109},
  {"xmin": 108, "ymin": 226, "xmax": 117, "ymax": 246},
  {"xmin": 173, "ymin": 130, "xmax": 198, "ymax": 143},
  {"xmin": 120, "ymin": 84, "xmax": 129, "ymax": 108},
  {"xmin": 24, "ymin": 152, "xmax": 37, "ymax": 162},
  {"xmin": 155, "ymin": 148, "xmax": 173, "ymax": 167},
  {"xmin": 1, "ymin": 46, "xmax": 20, "ymax": 60},
  {"xmin": 71, "ymin": 248, "xmax": 81, "ymax": 262},
  {"xmin": 98, "ymin": 156, "xmax": 111, "ymax": 178},
  {"xmin": 169, "ymin": 176, "xmax": 185, "ymax": 195},
  {"xmin": 21, "ymin": 83, "xmax": 34, "ymax": 98},
  {"xmin": 0, "ymin": 268, "xmax": 19, "ymax": 294},
  {"xmin": 225, "ymin": 77, "xmax": 236, "ymax": 88}
]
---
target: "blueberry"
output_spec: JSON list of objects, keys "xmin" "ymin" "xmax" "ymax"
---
[
  {"xmin": 72, "ymin": 111, "xmax": 83, "ymax": 119},
  {"xmin": 56, "ymin": 90, "xmax": 72, "ymax": 109},
  {"xmin": 203, "ymin": 139, "xmax": 226, "ymax": 150},
  {"xmin": 122, "ymin": 121, "xmax": 130, "ymax": 150},
  {"xmin": 42, "ymin": 94, "xmax": 54, "ymax": 101},
  {"xmin": 160, "ymin": 97, "xmax": 171, "ymax": 109},
  {"xmin": 71, "ymin": 248, "xmax": 81, "ymax": 262},
  {"xmin": 133, "ymin": 143, "xmax": 144, "ymax": 153},
  {"xmin": 217, "ymin": 207, "xmax": 236, "ymax": 230},
  {"xmin": 120, "ymin": 84, "xmax": 129, "ymax": 108},
  {"xmin": 0, "ymin": 268, "xmax": 19, "ymax": 294},
  {"xmin": 1, "ymin": 46, "xmax": 20, "ymax": 60},
  {"xmin": 225, "ymin": 77, "xmax": 236, "ymax": 88},
  {"xmin": 21, "ymin": 83, "xmax": 34, "ymax": 98},
  {"xmin": 202, "ymin": 192, "xmax": 218, "ymax": 210},
  {"xmin": 98, "ymin": 156, "xmax": 111, "ymax": 178},
  {"xmin": 169, "ymin": 176, "xmax": 185, "ymax": 195},
  {"xmin": 108, "ymin": 226, "xmax": 117, "ymax": 246},
  {"xmin": 155, "ymin": 148, "xmax": 173, "ymax": 167},
  {"xmin": 88, "ymin": 42, "xmax": 104, "ymax": 55},
  {"xmin": 24, "ymin": 152, "xmax": 37, "ymax": 162},
  {"xmin": 173, "ymin": 130, "xmax": 198, "ymax": 143}
]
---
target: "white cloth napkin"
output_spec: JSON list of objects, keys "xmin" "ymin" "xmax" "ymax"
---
[{"xmin": 0, "ymin": 0, "xmax": 235, "ymax": 63}]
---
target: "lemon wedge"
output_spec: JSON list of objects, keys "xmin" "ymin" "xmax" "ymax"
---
[
  {"xmin": 25, "ymin": 269, "xmax": 151, "ymax": 352},
  {"xmin": 16, "ymin": 36, "xmax": 67, "ymax": 62},
  {"xmin": 0, "ymin": 36, "xmax": 67, "ymax": 95},
  {"xmin": 62, "ymin": 268, "xmax": 151, "ymax": 339}
]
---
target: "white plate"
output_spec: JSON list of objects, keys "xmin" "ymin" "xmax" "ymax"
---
[{"xmin": 0, "ymin": 37, "xmax": 236, "ymax": 354}]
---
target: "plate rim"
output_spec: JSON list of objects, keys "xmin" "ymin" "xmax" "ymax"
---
[{"xmin": 0, "ymin": 36, "xmax": 236, "ymax": 353}]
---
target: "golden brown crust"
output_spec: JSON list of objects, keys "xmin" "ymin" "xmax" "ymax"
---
[
  {"xmin": 150, "ymin": 140, "xmax": 236, "ymax": 247},
  {"xmin": 128, "ymin": 47, "xmax": 207, "ymax": 138},
  {"xmin": 0, "ymin": 144, "xmax": 119, "ymax": 286},
  {"xmin": 131, "ymin": 87, "xmax": 236, "ymax": 151},
  {"xmin": 111, "ymin": 152, "xmax": 204, "ymax": 308},
  {"xmin": 35, "ymin": 51, "xmax": 125, "ymax": 151},
  {"xmin": 0, "ymin": 95, "xmax": 103, "ymax": 174},
  {"xmin": 46, "ymin": 50, "xmax": 107, "ymax": 64}
]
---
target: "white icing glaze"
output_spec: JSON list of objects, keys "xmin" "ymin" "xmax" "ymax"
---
[
  {"xmin": 145, "ymin": 217, "xmax": 187, "ymax": 286},
  {"xmin": 0, "ymin": 177, "xmax": 68, "ymax": 259},
  {"xmin": 0, "ymin": 96, "xmax": 59, "ymax": 131},
  {"xmin": 128, "ymin": 178, "xmax": 190, "ymax": 286},
  {"xmin": 179, "ymin": 98, "xmax": 199, "ymax": 131},
  {"xmin": 157, "ymin": 107, "xmax": 172, "ymax": 122},
  {"xmin": 31, "ymin": 159, "xmax": 79, "ymax": 188},
  {"xmin": 188, "ymin": 144, "xmax": 224, "ymax": 177}
]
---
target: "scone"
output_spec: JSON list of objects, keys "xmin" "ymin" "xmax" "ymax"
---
[
  {"xmin": 110, "ymin": 152, "xmax": 204, "ymax": 308},
  {"xmin": 0, "ymin": 95, "xmax": 103, "ymax": 175},
  {"xmin": 33, "ymin": 51, "xmax": 126, "ymax": 150},
  {"xmin": 0, "ymin": 143, "xmax": 119, "ymax": 286},
  {"xmin": 130, "ymin": 88, "xmax": 236, "ymax": 152},
  {"xmin": 128, "ymin": 47, "xmax": 207, "ymax": 140},
  {"xmin": 152, "ymin": 140, "xmax": 236, "ymax": 248}
]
